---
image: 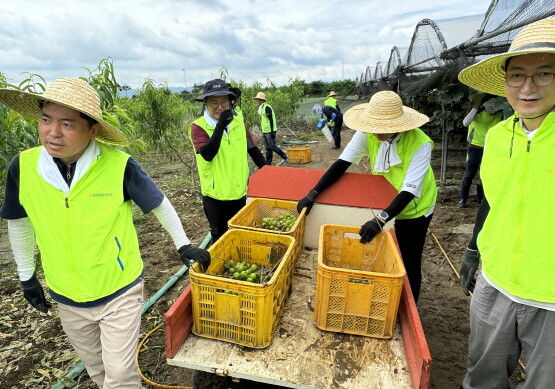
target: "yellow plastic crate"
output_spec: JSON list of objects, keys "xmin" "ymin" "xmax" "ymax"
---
[
  {"xmin": 190, "ymin": 229, "xmax": 296, "ymax": 348},
  {"xmin": 227, "ymin": 198, "xmax": 306, "ymax": 263},
  {"xmin": 287, "ymin": 147, "xmax": 312, "ymax": 163},
  {"xmin": 314, "ymin": 224, "xmax": 405, "ymax": 339}
]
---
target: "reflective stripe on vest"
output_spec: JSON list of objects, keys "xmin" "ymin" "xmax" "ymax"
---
[
  {"xmin": 190, "ymin": 116, "xmax": 249, "ymax": 200},
  {"xmin": 367, "ymin": 129, "xmax": 437, "ymax": 219},
  {"xmin": 479, "ymin": 113, "xmax": 555, "ymax": 302},
  {"xmin": 19, "ymin": 144, "xmax": 143, "ymax": 302}
]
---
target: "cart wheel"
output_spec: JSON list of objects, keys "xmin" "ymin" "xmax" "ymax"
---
[{"xmin": 192, "ymin": 370, "xmax": 227, "ymax": 389}]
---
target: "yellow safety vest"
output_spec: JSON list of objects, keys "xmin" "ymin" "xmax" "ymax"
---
[
  {"xmin": 19, "ymin": 144, "xmax": 143, "ymax": 302},
  {"xmin": 479, "ymin": 113, "xmax": 555, "ymax": 302},
  {"xmin": 468, "ymin": 110, "xmax": 502, "ymax": 147},
  {"xmin": 367, "ymin": 129, "xmax": 437, "ymax": 219},
  {"xmin": 260, "ymin": 103, "xmax": 277, "ymax": 133},
  {"xmin": 190, "ymin": 116, "xmax": 249, "ymax": 200}
]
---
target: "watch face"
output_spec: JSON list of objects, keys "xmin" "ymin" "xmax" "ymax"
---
[{"xmin": 378, "ymin": 211, "xmax": 389, "ymax": 220}]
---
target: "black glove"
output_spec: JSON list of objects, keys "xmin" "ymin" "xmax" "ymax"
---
[
  {"xmin": 460, "ymin": 248, "xmax": 480, "ymax": 296},
  {"xmin": 216, "ymin": 110, "xmax": 234, "ymax": 130},
  {"xmin": 359, "ymin": 218, "xmax": 385, "ymax": 244},
  {"xmin": 297, "ymin": 190, "xmax": 318, "ymax": 215},
  {"xmin": 270, "ymin": 131, "xmax": 276, "ymax": 139},
  {"xmin": 179, "ymin": 244, "xmax": 211, "ymax": 272},
  {"xmin": 21, "ymin": 273, "xmax": 52, "ymax": 313}
]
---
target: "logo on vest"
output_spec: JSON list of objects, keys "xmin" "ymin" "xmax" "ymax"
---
[{"xmin": 88, "ymin": 192, "xmax": 113, "ymax": 198}]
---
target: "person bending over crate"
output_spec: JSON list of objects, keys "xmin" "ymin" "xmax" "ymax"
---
[{"xmin": 297, "ymin": 91, "xmax": 437, "ymax": 302}]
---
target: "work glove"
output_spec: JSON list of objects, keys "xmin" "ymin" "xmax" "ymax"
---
[
  {"xmin": 297, "ymin": 189, "xmax": 318, "ymax": 215},
  {"xmin": 179, "ymin": 244, "xmax": 211, "ymax": 273},
  {"xmin": 460, "ymin": 248, "xmax": 480, "ymax": 296},
  {"xmin": 359, "ymin": 218, "xmax": 385, "ymax": 244},
  {"xmin": 216, "ymin": 110, "xmax": 234, "ymax": 130},
  {"xmin": 21, "ymin": 273, "xmax": 52, "ymax": 313}
]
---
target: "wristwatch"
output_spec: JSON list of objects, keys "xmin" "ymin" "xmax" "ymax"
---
[{"xmin": 376, "ymin": 211, "xmax": 389, "ymax": 224}]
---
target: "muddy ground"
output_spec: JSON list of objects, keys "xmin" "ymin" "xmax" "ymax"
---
[{"xmin": 0, "ymin": 125, "xmax": 525, "ymax": 388}]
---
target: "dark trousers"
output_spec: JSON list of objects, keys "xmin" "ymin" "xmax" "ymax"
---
[
  {"xmin": 460, "ymin": 146, "xmax": 484, "ymax": 203},
  {"xmin": 263, "ymin": 131, "xmax": 287, "ymax": 165},
  {"xmin": 202, "ymin": 196, "xmax": 246, "ymax": 243},
  {"xmin": 331, "ymin": 117, "xmax": 343, "ymax": 148},
  {"xmin": 394, "ymin": 213, "xmax": 433, "ymax": 302}
]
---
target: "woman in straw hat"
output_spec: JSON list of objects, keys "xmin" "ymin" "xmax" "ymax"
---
[
  {"xmin": 298, "ymin": 90, "xmax": 437, "ymax": 301},
  {"xmin": 0, "ymin": 78, "xmax": 210, "ymax": 388},
  {"xmin": 190, "ymin": 79, "xmax": 266, "ymax": 243},
  {"xmin": 253, "ymin": 91, "xmax": 289, "ymax": 165},
  {"xmin": 457, "ymin": 18, "xmax": 555, "ymax": 389}
]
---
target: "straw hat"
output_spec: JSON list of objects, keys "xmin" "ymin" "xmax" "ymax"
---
[
  {"xmin": 328, "ymin": 91, "xmax": 337, "ymax": 97},
  {"xmin": 344, "ymin": 91, "xmax": 429, "ymax": 134},
  {"xmin": 459, "ymin": 18, "xmax": 555, "ymax": 96},
  {"xmin": 0, "ymin": 78, "xmax": 128, "ymax": 145},
  {"xmin": 254, "ymin": 92, "xmax": 266, "ymax": 100}
]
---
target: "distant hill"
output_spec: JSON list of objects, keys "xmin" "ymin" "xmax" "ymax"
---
[{"xmin": 119, "ymin": 86, "xmax": 191, "ymax": 97}]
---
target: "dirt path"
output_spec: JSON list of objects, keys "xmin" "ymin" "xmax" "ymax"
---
[{"xmin": 0, "ymin": 127, "xmax": 525, "ymax": 388}]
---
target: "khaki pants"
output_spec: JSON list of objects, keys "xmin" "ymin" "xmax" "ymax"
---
[{"xmin": 57, "ymin": 281, "xmax": 144, "ymax": 389}]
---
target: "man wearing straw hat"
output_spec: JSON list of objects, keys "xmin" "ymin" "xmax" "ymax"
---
[
  {"xmin": 254, "ymin": 91, "xmax": 289, "ymax": 165},
  {"xmin": 191, "ymin": 79, "xmax": 266, "ymax": 243},
  {"xmin": 457, "ymin": 18, "xmax": 555, "ymax": 389},
  {"xmin": 324, "ymin": 90, "xmax": 341, "ymax": 112},
  {"xmin": 0, "ymin": 78, "xmax": 210, "ymax": 388},
  {"xmin": 297, "ymin": 90, "xmax": 437, "ymax": 301}
]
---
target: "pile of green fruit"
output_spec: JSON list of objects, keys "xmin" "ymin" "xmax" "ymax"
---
[
  {"xmin": 224, "ymin": 259, "xmax": 262, "ymax": 283},
  {"xmin": 259, "ymin": 213, "xmax": 297, "ymax": 232}
]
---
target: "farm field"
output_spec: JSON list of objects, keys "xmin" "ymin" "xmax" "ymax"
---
[{"xmin": 0, "ymin": 122, "xmax": 525, "ymax": 388}]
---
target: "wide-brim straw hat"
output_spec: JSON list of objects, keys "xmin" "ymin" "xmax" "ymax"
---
[
  {"xmin": 0, "ymin": 78, "xmax": 128, "ymax": 145},
  {"xmin": 328, "ymin": 91, "xmax": 337, "ymax": 97},
  {"xmin": 254, "ymin": 92, "xmax": 266, "ymax": 100},
  {"xmin": 459, "ymin": 18, "xmax": 555, "ymax": 97},
  {"xmin": 344, "ymin": 91, "xmax": 429, "ymax": 134}
]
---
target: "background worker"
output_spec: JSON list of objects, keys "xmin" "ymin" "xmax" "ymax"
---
[
  {"xmin": 458, "ymin": 18, "xmax": 555, "ymax": 389},
  {"xmin": 190, "ymin": 79, "xmax": 266, "ymax": 243},
  {"xmin": 0, "ymin": 78, "xmax": 210, "ymax": 389},
  {"xmin": 254, "ymin": 91, "xmax": 288, "ymax": 165},
  {"xmin": 322, "ymin": 104, "xmax": 343, "ymax": 149},
  {"xmin": 458, "ymin": 93, "xmax": 502, "ymax": 208},
  {"xmin": 298, "ymin": 91, "xmax": 437, "ymax": 301},
  {"xmin": 324, "ymin": 90, "xmax": 341, "ymax": 111}
]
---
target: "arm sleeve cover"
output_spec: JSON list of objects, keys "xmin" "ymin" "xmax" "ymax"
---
[
  {"xmin": 151, "ymin": 196, "xmax": 191, "ymax": 249},
  {"xmin": 383, "ymin": 191, "xmax": 416, "ymax": 219},
  {"xmin": 468, "ymin": 197, "xmax": 489, "ymax": 250},
  {"xmin": 248, "ymin": 146, "xmax": 267, "ymax": 168},
  {"xmin": 7, "ymin": 218, "xmax": 36, "ymax": 281},
  {"xmin": 198, "ymin": 126, "xmax": 225, "ymax": 161}
]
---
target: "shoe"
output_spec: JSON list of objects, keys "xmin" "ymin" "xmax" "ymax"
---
[
  {"xmin": 330, "ymin": 146, "xmax": 339, "ymax": 149},
  {"xmin": 457, "ymin": 199, "xmax": 467, "ymax": 208},
  {"xmin": 282, "ymin": 158, "xmax": 289, "ymax": 164}
]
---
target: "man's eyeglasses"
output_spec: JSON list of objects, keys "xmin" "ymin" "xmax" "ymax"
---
[{"xmin": 505, "ymin": 72, "xmax": 555, "ymax": 88}]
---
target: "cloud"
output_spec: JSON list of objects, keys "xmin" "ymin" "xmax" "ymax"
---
[{"xmin": 1, "ymin": 0, "xmax": 490, "ymax": 88}]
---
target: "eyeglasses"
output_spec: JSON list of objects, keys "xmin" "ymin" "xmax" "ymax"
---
[
  {"xmin": 505, "ymin": 72, "xmax": 555, "ymax": 88},
  {"xmin": 207, "ymin": 100, "xmax": 230, "ymax": 109}
]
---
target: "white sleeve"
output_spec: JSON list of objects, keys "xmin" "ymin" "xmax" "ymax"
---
[
  {"xmin": 8, "ymin": 218, "xmax": 36, "ymax": 281},
  {"xmin": 338, "ymin": 131, "xmax": 369, "ymax": 164},
  {"xmin": 151, "ymin": 196, "xmax": 191, "ymax": 249},
  {"xmin": 463, "ymin": 108, "xmax": 478, "ymax": 127},
  {"xmin": 402, "ymin": 143, "xmax": 432, "ymax": 198}
]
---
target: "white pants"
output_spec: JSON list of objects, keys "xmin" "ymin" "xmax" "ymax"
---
[{"xmin": 57, "ymin": 281, "xmax": 144, "ymax": 389}]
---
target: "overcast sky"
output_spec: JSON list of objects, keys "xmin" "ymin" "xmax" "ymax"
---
[{"xmin": 1, "ymin": 0, "xmax": 490, "ymax": 89}]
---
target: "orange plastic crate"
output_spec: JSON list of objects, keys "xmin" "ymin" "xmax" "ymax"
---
[
  {"xmin": 189, "ymin": 229, "xmax": 295, "ymax": 348},
  {"xmin": 287, "ymin": 147, "xmax": 312, "ymax": 163},
  {"xmin": 227, "ymin": 198, "xmax": 305, "ymax": 263},
  {"xmin": 314, "ymin": 224, "xmax": 405, "ymax": 339}
]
